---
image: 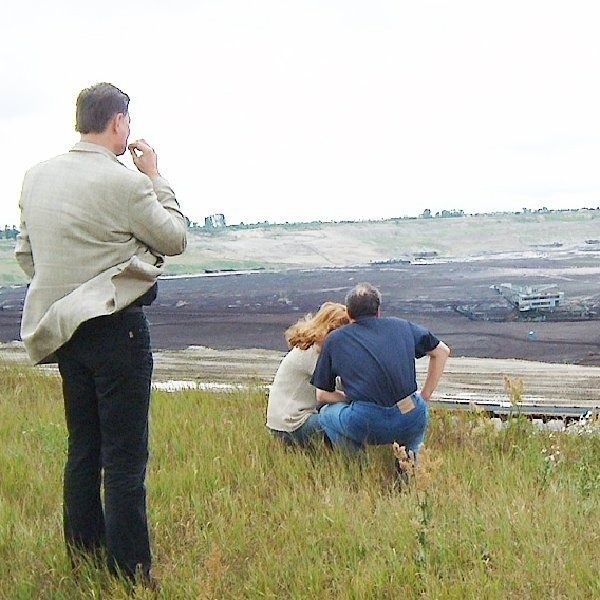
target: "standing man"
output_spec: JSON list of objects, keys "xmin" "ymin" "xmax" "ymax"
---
[
  {"xmin": 15, "ymin": 82, "xmax": 187, "ymax": 583},
  {"xmin": 312, "ymin": 283, "xmax": 450, "ymax": 457}
]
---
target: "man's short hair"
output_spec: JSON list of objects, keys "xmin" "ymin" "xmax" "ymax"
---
[
  {"xmin": 345, "ymin": 282, "xmax": 382, "ymax": 319},
  {"xmin": 75, "ymin": 82, "xmax": 130, "ymax": 134}
]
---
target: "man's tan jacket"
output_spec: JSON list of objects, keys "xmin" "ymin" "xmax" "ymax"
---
[{"xmin": 15, "ymin": 141, "xmax": 187, "ymax": 364}]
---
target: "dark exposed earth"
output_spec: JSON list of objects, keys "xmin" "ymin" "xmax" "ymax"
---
[{"xmin": 1, "ymin": 255, "xmax": 599, "ymax": 366}]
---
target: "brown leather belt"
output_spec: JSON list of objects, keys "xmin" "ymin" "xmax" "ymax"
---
[{"xmin": 396, "ymin": 394, "xmax": 416, "ymax": 414}]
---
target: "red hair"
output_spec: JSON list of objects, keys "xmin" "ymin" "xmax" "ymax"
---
[{"xmin": 285, "ymin": 302, "xmax": 349, "ymax": 350}]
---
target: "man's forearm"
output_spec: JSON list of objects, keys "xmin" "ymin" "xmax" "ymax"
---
[
  {"xmin": 316, "ymin": 389, "xmax": 346, "ymax": 405},
  {"xmin": 420, "ymin": 341, "xmax": 450, "ymax": 400}
]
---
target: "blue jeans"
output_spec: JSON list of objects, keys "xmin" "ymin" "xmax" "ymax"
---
[
  {"xmin": 56, "ymin": 309, "xmax": 153, "ymax": 580},
  {"xmin": 269, "ymin": 413, "xmax": 324, "ymax": 446},
  {"xmin": 318, "ymin": 393, "xmax": 428, "ymax": 452}
]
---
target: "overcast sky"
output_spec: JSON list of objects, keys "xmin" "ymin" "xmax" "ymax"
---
[{"xmin": 2, "ymin": 0, "xmax": 600, "ymax": 226}]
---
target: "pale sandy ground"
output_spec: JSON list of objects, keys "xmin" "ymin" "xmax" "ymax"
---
[{"xmin": 2, "ymin": 342, "xmax": 599, "ymax": 408}]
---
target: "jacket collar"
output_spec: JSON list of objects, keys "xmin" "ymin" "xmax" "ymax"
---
[{"xmin": 70, "ymin": 141, "xmax": 120, "ymax": 162}]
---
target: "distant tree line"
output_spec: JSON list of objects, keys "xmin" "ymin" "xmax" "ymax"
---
[
  {"xmin": 186, "ymin": 205, "xmax": 600, "ymax": 231},
  {"xmin": 0, "ymin": 226, "xmax": 19, "ymax": 240},
  {"xmin": 420, "ymin": 209, "xmax": 465, "ymax": 219}
]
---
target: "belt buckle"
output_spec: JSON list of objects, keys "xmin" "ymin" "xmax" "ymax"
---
[{"xmin": 397, "ymin": 395, "xmax": 416, "ymax": 414}]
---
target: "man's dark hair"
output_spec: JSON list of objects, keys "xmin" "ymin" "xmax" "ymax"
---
[
  {"xmin": 345, "ymin": 282, "xmax": 382, "ymax": 319},
  {"xmin": 75, "ymin": 82, "xmax": 130, "ymax": 134}
]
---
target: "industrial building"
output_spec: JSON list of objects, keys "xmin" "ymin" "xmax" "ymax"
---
[{"xmin": 493, "ymin": 284, "xmax": 564, "ymax": 312}]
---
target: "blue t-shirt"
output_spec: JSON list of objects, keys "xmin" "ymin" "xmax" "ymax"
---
[{"xmin": 311, "ymin": 316, "xmax": 440, "ymax": 407}]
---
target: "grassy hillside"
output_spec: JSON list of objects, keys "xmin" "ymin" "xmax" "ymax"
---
[
  {"xmin": 1, "ymin": 361, "xmax": 598, "ymax": 598},
  {"xmin": 0, "ymin": 240, "xmax": 27, "ymax": 285},
  {"xmin": 2, "ymin": 210, "xmax": 599, "ymax": 284},
  {"xmin": 164, "ymin": 209, "xmax": 600, "ymax": 274}
]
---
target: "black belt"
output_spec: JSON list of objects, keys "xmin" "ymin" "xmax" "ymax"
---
[{"xmin": 120, "ymin": 305, "xmax": 144, "ymax": 315}]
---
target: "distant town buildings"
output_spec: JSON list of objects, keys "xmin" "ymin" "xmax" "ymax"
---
[{"xmin": 204, "ymin": 213, "xmax": 226, "ymax": 228}]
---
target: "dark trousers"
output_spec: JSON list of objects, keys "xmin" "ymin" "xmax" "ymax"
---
[{"xmin": 56, "ymin": 309, "xmax": 153, "ymax": 580}]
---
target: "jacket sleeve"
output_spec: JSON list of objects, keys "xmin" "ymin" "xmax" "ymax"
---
[
  {"xmin": 127, "ymin": 175, "xmax": 188, "ymax": 257},
  {"xmin": 14, "ymin": 199, "xmax": 35, "ymax": 279}
]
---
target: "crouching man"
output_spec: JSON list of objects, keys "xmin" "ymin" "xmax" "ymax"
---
[{"xmin": 312, "ymin": 282, "xmax": 450, "ymax": 458}]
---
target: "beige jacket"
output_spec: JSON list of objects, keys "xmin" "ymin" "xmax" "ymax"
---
[{"xmin": 15, "ymin": 141, "xmax": 187, "ymax": 364}]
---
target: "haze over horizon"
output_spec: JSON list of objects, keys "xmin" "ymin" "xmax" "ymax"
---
[{"xmin": 3, "ymin": 1, "xmax": 600, "ymax": 227}]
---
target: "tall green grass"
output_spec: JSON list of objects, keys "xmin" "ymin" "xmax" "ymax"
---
[{"xmin": 0, "ymin": 361, "xmax": 598, "ymax": 599}]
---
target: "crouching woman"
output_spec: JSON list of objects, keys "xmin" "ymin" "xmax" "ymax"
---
[{"xmin": 266, "ymin": 302, "xmax": 349, "ymax": 446}]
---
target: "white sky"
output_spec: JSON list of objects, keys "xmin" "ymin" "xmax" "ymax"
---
[{"xmin": 2, "ymin": 0, "xmax": 600, "ymax": 226}]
